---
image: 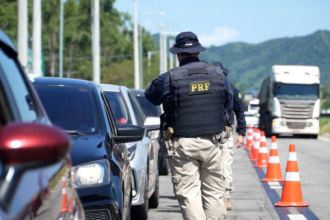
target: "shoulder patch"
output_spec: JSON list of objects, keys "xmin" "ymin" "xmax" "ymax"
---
[{"xmin": 238, "ymin": 93, "xmax": 242, "ymax": 99}]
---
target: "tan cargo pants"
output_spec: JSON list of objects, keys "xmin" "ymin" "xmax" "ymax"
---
[
  {"xmin": 168, "ymin": 135, "xmax": 227, "ymax": 220},
  {"xmin": 222, "ymin": 128, "xmax": 234, "ymax": 199}
]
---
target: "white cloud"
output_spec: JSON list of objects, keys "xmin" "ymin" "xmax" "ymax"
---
[{"xmin": 199, "ymin": 26, "xmax": 240, "ymax": 47}]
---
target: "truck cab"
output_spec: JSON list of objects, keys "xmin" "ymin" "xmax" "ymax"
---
[
  {"xmin": 259, "ymin": 65, "xmax": 320, "ymax": 138},
  {"xmin": 248, "ymin": 99, "xmax": 260, "ymax": 116}
]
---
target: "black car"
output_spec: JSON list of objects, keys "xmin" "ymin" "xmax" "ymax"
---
[
  {"xmin": 33, "ymin": 77, "xmax": 144, "ymax": 220},
  {"xmin": 131, "ymin": 89, "xmax": 169, "ymax": 176},
  {"xmin": 0, "ymin": 30, "xmax": 85, "ymax": 219}
]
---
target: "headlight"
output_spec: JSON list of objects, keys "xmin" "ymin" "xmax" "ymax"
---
[
  {"xmin": 72, "ymin": 160, "xmax": 110, "ymax": 188},
  {"xmin": 127, "ymin": 144, "xmax": 137, "ymax": 161}
]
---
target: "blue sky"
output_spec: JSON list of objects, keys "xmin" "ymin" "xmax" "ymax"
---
[{"xmin": 114, "ymin": 0, "xmax": 330, "ymax": 47}]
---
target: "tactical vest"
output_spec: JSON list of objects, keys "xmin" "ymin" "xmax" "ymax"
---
[{"xmin": 164, "ymin": 61, "xmax": 226, "ymax": 137}]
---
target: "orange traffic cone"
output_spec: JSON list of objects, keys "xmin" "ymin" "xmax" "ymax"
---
[
  {"xmin": 250, "ymin": 129, "xmax": 260, "ymax": 162},
  {"xmin": 275, "ymin": 144, "xmax": 308, "ymax": 207},
  {"xmin": 249, "ymin": 128, "xmax": 257, "ymax": 157},
  {"xmin": 254, "ymin": 131, "xmax": 268, "ymax": 168},
  {"xmin": 244, "ymin": 126, "xmax": 253, "ymax": 150},
  {"xmin": 262, "ymin": 136, "xmax": 284, "ymax": 182},
  {"xmin": 61, "ymin": 172, "xmax": 68, "ymax": 212}
]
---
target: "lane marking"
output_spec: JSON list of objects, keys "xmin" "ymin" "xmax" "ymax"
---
[
  {"xmin": 288, "ymin": 214, "xmax": 307, "ymax": 220},
  {"xmin": 268, "ymin": 182, "xmax": 282, "ymax": 189},
  {"xmin": 318, "ymin": 136, "xmax": 330, "ymax": 143}
]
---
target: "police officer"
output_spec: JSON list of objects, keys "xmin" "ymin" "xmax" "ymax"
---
[
  {"xmin": 145, "ymin": 31, "xmax": 233, "ymax": 220},
  {"xmin": 213, "ymin": 62, "xmax": 246, "ymax": 211}
]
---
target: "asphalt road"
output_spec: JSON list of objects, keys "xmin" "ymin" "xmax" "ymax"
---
[{"xmin": 148, "ymin": 135, "xmax": 330, "ymax": 220}]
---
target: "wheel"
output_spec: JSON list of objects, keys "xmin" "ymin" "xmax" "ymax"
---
[
  {"xmin": 125, "ymin": 189, "xmax": 132, "ymax": 220},
  {"xmin": 123, "ymin": 181, "xmax": 132, "ymax": 220},
  {"xmin": 158, "ymin": 151, "xmax": 169, "ymax": 176},
  {"xmin": 132, "ymin": 167, "xmax": 149, "ymax": 219},
  {"xmin": 149, "ymin": 174, "xmax": 159, "ymax": 208},
  {"xmin": 305, "ymin": 134, "xmax": 318, "ymax": 139}
]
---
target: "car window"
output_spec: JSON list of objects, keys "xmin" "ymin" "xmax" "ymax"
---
[
  {"xmin": 0, "ymin": 47, "xmax": 38, "ymax": 121},
  {"xmin": 34, "ymin": 84, "xmax": 99, "ymax": 133},
  {"xmin": 104, "ymin": 91, "xmax": 132, "ymax": 125},
  {"xmin": 128, "ymin": 91, "xmax": 145, "ymax": 127},
  {"xmin": 100, "ymin": 90, "xmax": 117, "ymax": 135},
  {"xmin": 135, "ymin": 95, "xmax": 161, "ymax": 117}
]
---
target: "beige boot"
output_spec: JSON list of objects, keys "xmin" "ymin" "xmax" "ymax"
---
[{"xmin": 224, "ymin": 198, "xmax": 232, "ymax": 210}]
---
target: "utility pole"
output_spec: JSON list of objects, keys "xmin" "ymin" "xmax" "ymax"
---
[
  {"xmin": 176, "ymin": 54, "xmax": 179, "ymax": 67},
  {"xmin": 139, "ymin": 25, "xmax": 143, "ymax": 89},
  {"xmin": 159, "ymin": 24, "xmax": 163, "ymax": 75},
  {"xmin": 33, "ymin": 0, "xmax": 42, "ymax": 77},
  {"xmin": 162, "ymin": 34, "xmax": 167, "ymax": 73},
  {"xmin": 18, "ymin": 0, "xmax": 28, "ymax": 68},
  {"xmin": 169, "ymin": 39, "xmax": 174, "ymax": 69},
  {"xmin": 133, "ymin": 0, "xmax": 140, "ymax": 89},
  {"xmin": 91, "ymin": 0, "xmax": 100, "ymax": 83},
  {"xmin": 59, "ymin": 0, "xmax": 64, "ymax": 78}
]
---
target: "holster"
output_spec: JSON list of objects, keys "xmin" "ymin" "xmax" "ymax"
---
[
  {"xmin": 217, "ymin": 126, "xmax": 233, "ymax": 144},
  {"xmin": 162, "ymin": 127, "xmax": 174, "ymax": 158}
]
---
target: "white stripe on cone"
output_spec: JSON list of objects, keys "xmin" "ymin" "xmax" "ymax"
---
[
  {"xmin": 288, "ymin": 152, "xmax": 297, "ymax": 161},
  {"xmin": 284, "ymin": 172, "xmax": 300, "ymax": 181},
  {"xmin": 259, "ymin": 147, "xmax": 268, "ymax": 153},
  {"xmin": 270, "ymin": 142, "xmax": 277, "ymax": 150},
  {"xmin": 269, "ymin": 156, "xmax": 280, "ymax": 163}
]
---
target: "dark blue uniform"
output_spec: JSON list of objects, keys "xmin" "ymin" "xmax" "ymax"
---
[
  {"xmin": 211, "ymin": 61, "xmax": 246, "ymax": 136},
  {"xmin": 231, "ymin": 84, "xmax": 246, "ymax": 136},
  {"xmin": 145, "ymin": 56, "xmax": 233, "ymax": 114}
]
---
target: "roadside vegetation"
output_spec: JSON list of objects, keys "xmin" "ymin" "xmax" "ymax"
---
[
  {"xmin": 320, "ymin": 85, "xmax": 330, "ymax": 135},
  {"xmin": 320, "ymin": 118, "xmax": 330, "ymax": 135}
]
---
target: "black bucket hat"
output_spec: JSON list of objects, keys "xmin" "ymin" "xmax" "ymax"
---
[{"xmin": 169, "ymin": 31, "xmax": 206, "ymax": 54}]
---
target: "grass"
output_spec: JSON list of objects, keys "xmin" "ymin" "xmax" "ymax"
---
[{"xmin": 320, "ymin": 117, "xmax": 330, "ymax": 135}]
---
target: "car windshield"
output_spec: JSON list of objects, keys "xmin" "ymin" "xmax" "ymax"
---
[
  {"xmin": 274, "ymin": 83, "xmax": 319, "ymax": 100},
  {"xmin": 104, "ymin": 91, "xmax": 132, "ymax": 124},
  {"xmin": 34, "ymin": 85, "xmax": 99, "ymax": 133},
  {"xmin": 249, "ymin": 104, "xmax": 259, "ymax": 110},
  {"xmin": 135, "ymin": 95, "xmax": 161, "ymax": 117}
]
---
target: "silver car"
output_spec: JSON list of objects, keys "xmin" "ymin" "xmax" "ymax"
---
[{"xmin": 100, "ymin": 84, "xmax": 160, "ymax": 219}]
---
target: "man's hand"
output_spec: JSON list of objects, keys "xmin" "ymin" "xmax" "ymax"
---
[{"xmin": 235, "ymin": 135, "xmax": 244, "ymax": 148}]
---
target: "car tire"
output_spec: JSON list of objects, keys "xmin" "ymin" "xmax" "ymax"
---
[
  {"xmin": 149, "ymin": 174, "xmax": 159, "ymax": 208},
  {"xmin": 132, "ymin": 167, "xmax": 149, "ymax": 219},
  {"xmin": 158, "ymin": 156, "xmax": 169, "ymax": 176}
]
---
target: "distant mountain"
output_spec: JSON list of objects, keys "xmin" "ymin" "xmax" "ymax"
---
[{"xmin": 153, "ymin": 30, "xmax": 330, "ymax": 92}]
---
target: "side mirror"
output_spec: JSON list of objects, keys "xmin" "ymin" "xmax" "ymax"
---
[
  {"xmin": 0, "ymin": 122, "xmax": 71, "ymax": 166},
  {"xmin": 144, "ymin": 116, "xmax": 160, "ymax": 132},
  {"xmin": 114, "ymin": 124, "xmax": 144, "ymax": 143}
]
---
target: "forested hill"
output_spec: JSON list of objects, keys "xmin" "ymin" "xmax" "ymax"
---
[{"xmin": 199, "ymin": 30, "xmax": 330, "ymax": 92}]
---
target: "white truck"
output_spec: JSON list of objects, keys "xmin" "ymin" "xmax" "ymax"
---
[
  {"xmin": 258, "ymin": 65, "xmax": 320, "ymax": 138},
  {"xmin": 248, "ymin": 99, "xmax": 260, "ymax": 116}
]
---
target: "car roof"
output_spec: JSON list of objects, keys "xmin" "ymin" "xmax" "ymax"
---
[
  {"xmin": 130, "ymin": 89, "xmax": 145, "ymax": 96},
  {"xmin": 33, "ymin": 77, "xmax": 92, "ymax": 86},
  {"xmin": 100, "ymin": 84, "xmax": 129, "ymax": 93},
  {"xmin": 0, "ymin": 29, "xmax": 16, "ymax": 51}
]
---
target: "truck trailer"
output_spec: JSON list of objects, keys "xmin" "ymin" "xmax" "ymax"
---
[{"xmin": 258, "ymin": 65, "xmax": 320, "ymax": 138}]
